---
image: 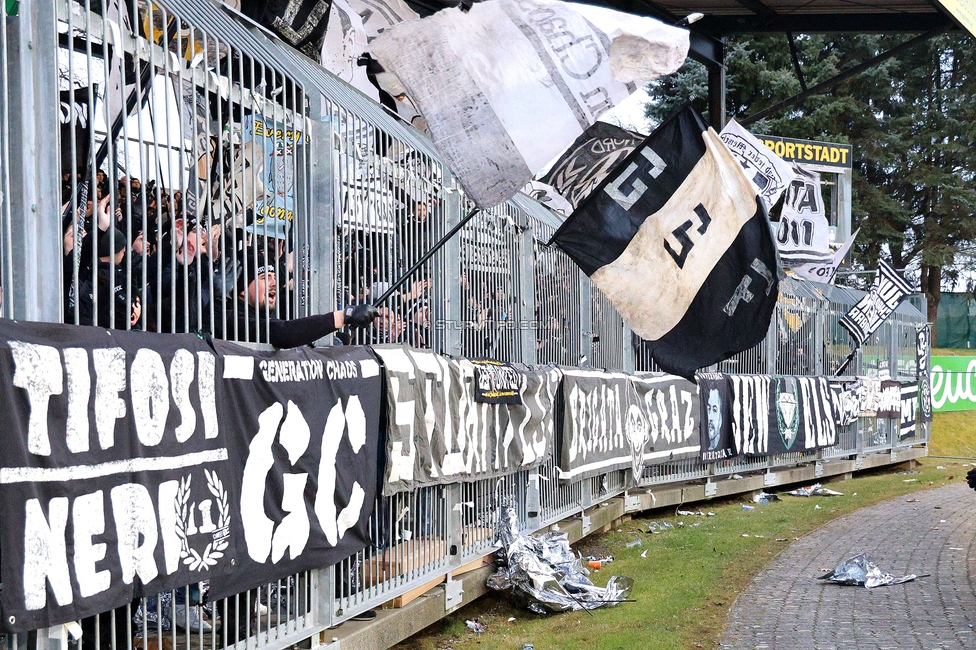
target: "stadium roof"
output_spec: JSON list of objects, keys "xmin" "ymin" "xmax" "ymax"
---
[
  {"xmin": 602, "ymin": 1, "xmax": 958, "ymax": 36},
  {"xmin": 407, "ymin": 1, "xmax": 961, "ymax": 35}
]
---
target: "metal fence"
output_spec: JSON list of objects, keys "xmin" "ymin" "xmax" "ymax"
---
[{"xmin": 0, "ymin": 2, "xmax": 930, "ymax": 650}]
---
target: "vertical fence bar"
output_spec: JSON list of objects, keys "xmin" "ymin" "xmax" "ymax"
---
[{"xmin": 6, "ymin": 0, "xmax": 61, "ymax": 322}]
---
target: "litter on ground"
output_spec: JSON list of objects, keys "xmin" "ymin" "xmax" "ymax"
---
[{"xmin": 818, "ymin": 553, "xmax": 919, "ymax": 588}]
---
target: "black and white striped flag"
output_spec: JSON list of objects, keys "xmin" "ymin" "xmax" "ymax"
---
[
  {"xmin": 550, "ymin": 106, "xmax": 780, "ymax": 379},
  {"xmin": 838, "ymin": 260, "xmax": 913, "ymax": 347}
]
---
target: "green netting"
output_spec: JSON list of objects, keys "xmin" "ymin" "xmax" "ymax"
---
[{"xmin": 936, "ymin": 292, "xmax": 976, "ymax": 349}]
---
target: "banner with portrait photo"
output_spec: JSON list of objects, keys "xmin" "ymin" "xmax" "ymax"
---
[{"xmin": 698, "ymin": 372, "xmax": 736, "ymax": 463}]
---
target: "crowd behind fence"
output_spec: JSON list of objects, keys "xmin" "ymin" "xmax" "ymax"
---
[{"xmin": 0, "ymin": 2, "xmax": 929, "ymax": 650}]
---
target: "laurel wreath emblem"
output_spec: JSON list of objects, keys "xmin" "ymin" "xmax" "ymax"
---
[{"xmin": 174, "ymin": 469, "xmax": 230, "ymax": 571}]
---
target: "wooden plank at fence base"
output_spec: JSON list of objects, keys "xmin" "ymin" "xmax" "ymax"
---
[
  {"xmin": 382, "ymin": 575, "xmax": 447, "ymax": 609},
  {"xmin": 362, "ymin": 538, "xmax": 448, "ymax": 586},
  {"xmin": 452, "ymin": 555, "xmax": 494, "ymax": 577}
]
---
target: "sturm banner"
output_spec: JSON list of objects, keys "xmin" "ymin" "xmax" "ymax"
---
[
  {"xmin": 698, "ymin": 374, "xmax": 837, "ymax": 462},
  {"xmin": 828, "ymin": 379, "xmax": 862, "ymax": 427},
  {"xmin": 0, "ymin": 319, "xmax": 380, "ymax": 631},
  {"xmin": 372, "ymin": 346, "xmax": 560, "ymax": 495},
  {"xmin": 899, "ymin": 382, "xmax": 918, "ymax": 440},
  {"xmin": 877, "ymin": 380, "xmax": 902, "ymax": 419},
  {"xmin": 559, "ymin": 370, "xmax": 699, "ymax": 482},
  {"xmin": 698, "ymin": 372, "xmax": 735, "ymax": 463}
]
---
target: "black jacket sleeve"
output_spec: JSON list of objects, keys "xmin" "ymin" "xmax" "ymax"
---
[{"xmin": 268, "ymin": 312, "xmax": 339, "ymax": 349}]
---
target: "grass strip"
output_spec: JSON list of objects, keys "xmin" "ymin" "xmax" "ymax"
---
[{"xmin": 395, "ymin": 459, "xmax": 966, "ymax": 650}]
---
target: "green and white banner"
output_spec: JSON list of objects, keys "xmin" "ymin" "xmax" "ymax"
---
[{"xmin": 930, "ymin": 356, "xmax": 976, "ymax": 411}]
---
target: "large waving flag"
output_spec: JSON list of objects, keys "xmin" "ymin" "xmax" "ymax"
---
[
  {"xmin": 532, "ymin": 121, "xmax": 645, "ymax": 214},
  {"xmin": 549, "ymin": 106, "xmax": 780, "ymax": 379},
  {"xmin": 370, "ymin": 0, "xmax": 688, "ymax": 207}
]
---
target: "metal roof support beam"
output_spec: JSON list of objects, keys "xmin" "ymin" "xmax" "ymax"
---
[
  {"xmin": 708, "ymin": 56, "xmax": 726, "ymax": 128},
  {"xmin": 698, "ymin": 12, "xmax": 952, "ymax": 35},
  {"xmin": 740, "ymin": 26, "xmax": 947, "ymax": 126}
]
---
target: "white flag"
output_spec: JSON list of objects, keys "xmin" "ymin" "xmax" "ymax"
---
[
  {"xmin": 791, "ymin": 228, "xmax": 858, "ymax": 283},
  {"xmin": 776, "ymin": 166, "xmax": 831, "ymax": 264},
  {"xmin": 320, "ymin": 0, "xmax": 380, "ymax": 101},
  {"xmin": 719, "ymin": 119, "xmax": 795, "ymax": 212},
  {"xmin": 370, "ymin": 0, "xmax": 688, "ymax": 207}
]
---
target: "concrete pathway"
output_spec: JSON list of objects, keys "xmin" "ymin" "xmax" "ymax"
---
[{"xmin": 721, "ymin": 482, "xmax": 976, "ymax": 649}]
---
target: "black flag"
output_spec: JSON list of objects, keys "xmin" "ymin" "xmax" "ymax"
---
[
  {"xmin": 536, "ymin": 122, "xmax": 644, "ymax": 212},
  {"xmin": 241, "ymin": 0, "xmax": 333, "ymax": 59},
  {"xmin": 838, "ymin": 260, "xmax": 912, "ymax": 347},
  {"xmin": 549, "ymin": 106, "xmax": 779, "ymax": 379}
]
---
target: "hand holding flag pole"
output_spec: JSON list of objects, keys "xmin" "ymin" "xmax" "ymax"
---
[{"xmin": 372, "ymin": 208, "xmax": 482, "ymax": 307}]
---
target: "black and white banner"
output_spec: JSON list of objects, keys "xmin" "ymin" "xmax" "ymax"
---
[
  {"xmin": 776, "ymin": 166, "xmax": 831, "ymax": 265},
  {"xmin": 877, "ymin": 379, "xmax": 903, "ymax": 419},
  {"xmin": 698, "ymin": 372, "xmax": 736, "ymax": 463},
  {"xmin": 916, "ymin": 323, "xmax": 931, "ymax": 379},
  {"xmin": 899, "ymin": 382, "xmax": 918, "ymax": 440},
  {"xmin": 550, "ymin": 106, "xmax": 780, "ymax": 379},
  {"xmin": 560, "ymin": 370, "xmax": 699, "ymax": 482},
  {"xmin": 791, "ymin": 228, "xmax": 858, "ymax": 284},
  {"xmin": 208, "ymin": 342, "xmax": 381, "ymax": 600},
  {"xmin": 699, "ymin": 373, "xmax": 837, "ymax": 461},
  {"xmin": 919, "ymin": 376, "xmax": 933, "ymax": 423},
  {"xmin": 534, "ymin": 122, "xmax": 645, "ymax": 213},
  {"xmin": 371, "ymin": 346, "xmax": 559, "ymax": 495},
  {"xmin": 735, "ymin": 375, "xmax": 836, "ymax": 456},
  {"xmin": 59, "ymin": 87, "xmax": 93, "ymax": 179},
  {"xmin": 829, "ymin": 379, "xmax": 863, "ymax": 427},
  {"xmin": 0, "ymin": 319, "xmax": 380, "ymax": 631},
  {"xmin": 839, "ymin": 260, "xmax": 913, "ymax": 347},
  {"xmin": 719, "ymin": 119, "xmax": 794, "ymax": 212},
  {"xmin": 472, "ymin": 359, "xmax": 523, "ymax": 404},
  {"xmin": 241, "ymin": 0, "xmax": 333, "ymax": 59},
  {"xmin": 856, "ymin": 377, "xmax": 882, "ymax": 417}
]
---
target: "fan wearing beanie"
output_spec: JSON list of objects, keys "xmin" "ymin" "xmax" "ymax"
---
[{"xmin": 225, "ymin": 248, "xmax": 378, "ymax": 347}]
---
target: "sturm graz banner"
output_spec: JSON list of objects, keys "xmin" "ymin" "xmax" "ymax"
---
[
  {"xmin": 560, "ymin": 369, "xmax": 699, "ymax": 482},
  {"xmin": 472, "ymin": 359, "xmax": 522, "ymax": 404},
  {"xmin": 828, "ymin": 379, "xmax": 862, "ymax": 427},
  {"xmin": 0, "ymin": 319, "xmax": 380, "ymax": 631},
  {"xmin": 839, "ymin": 260, "xmax": 913, "ymax": 347},
  {"xmin": 916, "ymin": 323, "xmax": 931, "ymax": 379},
  {"xmin": 372, "ymin": 346, "xmax": 560, "ymax": 495},
  {"xmin": 0, "ymin": 321, "xmax": 232, "ymax": 632},
  {"xmin": 698, "ymin": 373, "xmax": 837, "ymax": 462},
  {"xmin": 719, "ymin": 119, "xmax": 794, "ymax": 212},
  {"xmin": 877, "ymin": 379, "xmax": 902, "ymax": 419},
  {"xmin": 208, "ymin": 342, "xmax": 381, "ymax": 601},
  {"xmin": 698, "ymin": 372, "xmax": 736, "ymax": 463},
  {"xmin": 731, "ymin": 375, "xmax": 836, "ymax": 456},
  {"xmin": 900, "ymin": 382, "xmax": 918, "ymax": 440},
  {"xmin": 628, "ymin": 374, "xmax": 700, "ymax": 469}
]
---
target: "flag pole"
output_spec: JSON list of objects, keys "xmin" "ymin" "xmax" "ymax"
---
[
  {"xmin": 372, "ymin": 208, "xmax": 482, "ymax": 307},
  {"xmin": 834, "ymin": 347, "xmax": 858, "ymax": 376}
]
